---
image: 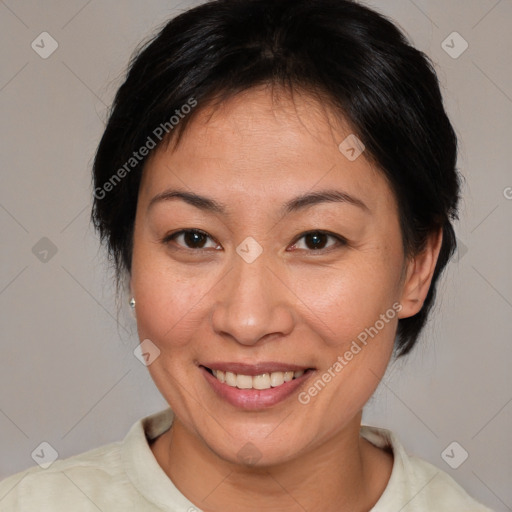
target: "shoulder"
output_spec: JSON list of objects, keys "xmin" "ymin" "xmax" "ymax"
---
[
  {"xmin": 0, "ymin": 409, "xmax": 175, "ymax": 511},
  {"xmin": 405, "ymin": 454, "xmax": 492, "ymax": 511},
  {"xmin": 361, "ymin": 426, "xmax": 494, "ymax": 512},
  {"xmin": 0, "ymin": 441, "xmax": 131, "ymax": 510}
]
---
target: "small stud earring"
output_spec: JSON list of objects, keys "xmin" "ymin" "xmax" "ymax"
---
[{"xmin": 129, "ymin": 297, "xmax": 136, "ymax": 309}]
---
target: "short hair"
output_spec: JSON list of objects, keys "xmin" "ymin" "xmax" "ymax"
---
[{"xmin": 91, "ymin": 0, "xmax": 460, "ymax": 357}]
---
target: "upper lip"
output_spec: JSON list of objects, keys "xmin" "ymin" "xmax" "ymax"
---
[{"xmin": 200, "ymin": 362, "xmax": 313, "ymax": 376}]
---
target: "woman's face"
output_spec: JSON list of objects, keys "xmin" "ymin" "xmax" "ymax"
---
[{"xmin": 131, "ymin": 87, "xmax": 412, "ymax": 465}]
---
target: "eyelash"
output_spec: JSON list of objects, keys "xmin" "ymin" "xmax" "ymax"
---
[{"xmin": 161, "ymin": 229, "xmax": 347, "ymax": 254}]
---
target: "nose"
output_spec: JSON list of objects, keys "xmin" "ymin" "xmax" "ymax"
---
[{"xmin": 211, "ymin": 253, "xmax": 295, "ymax": 346}]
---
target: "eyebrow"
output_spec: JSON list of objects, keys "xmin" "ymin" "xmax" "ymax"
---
[
  {"xmin": 283, "ymin": 190, "xmax": 369, "ymax": 214},
  {"xmin": 147, "ymin": 188, "xmax": 369, "ymax": 215},
  {"xmin": 148, "ymin": 190, "xmax": 226, "ymax": 214}
]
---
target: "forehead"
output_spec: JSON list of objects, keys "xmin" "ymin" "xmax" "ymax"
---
[{"xmin": 140, "ymin": 86, "xmax": 395, "ymax": 215}]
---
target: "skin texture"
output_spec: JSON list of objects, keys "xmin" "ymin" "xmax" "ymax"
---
[{"xmin": 130, "ymin": 86, "xmax": 443, "ymax": 511}]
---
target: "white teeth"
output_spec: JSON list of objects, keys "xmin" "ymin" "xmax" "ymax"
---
[
  {"xmin": 225, "ymin": 371, "xmax": 237, "ymax": 387},
  {"xmin": 211, "ymin": 369, "xmax": 306, "ymax": 389},
  {"xmin": 284, "ymin": 371, "xmax": 294, "ymax": 382},
  {"xmin": 270, "ymin": 371, "xmax": 284, "ymax": 387},
  {"xmin": 236, "ymin": 374, "xmax": 253, "ymax": 389},
  {"xmin": 253, "ymin": 373, "xmax": 271, "ymax": 390}
]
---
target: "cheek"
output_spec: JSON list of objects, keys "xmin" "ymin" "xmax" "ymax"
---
[
  {"xmin": 131, "ymin": 244, "xmax": 218, "ymax": 348},
  {"xmin": 291, "ymin": 253, "xmax": 402, "ymax": 348}
]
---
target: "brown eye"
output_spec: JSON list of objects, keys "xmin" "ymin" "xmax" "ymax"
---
[
  {"xmin": 289, "ymin": 230, "xmax": 346, "ymax": 252},
  {"xmin": 304, "ymin": 232, "xmax": 329, "ymax": 250},
  {"xmin": 183, "ymin": 231, "xmax": 208, "ymax": 248},
  {"xmin": 165, "ymin": 229, "xmax": 220, "ymax": 250}
]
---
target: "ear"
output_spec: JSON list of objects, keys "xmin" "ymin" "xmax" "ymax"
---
[{"xmin": 398, "ymin": 228, "xmax": 443, "ymax": 319}]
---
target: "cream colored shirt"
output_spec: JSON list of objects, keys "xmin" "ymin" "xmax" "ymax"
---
[{"xmin": 0, "ymin": 408, "xmax": 493, "ymax": 511}]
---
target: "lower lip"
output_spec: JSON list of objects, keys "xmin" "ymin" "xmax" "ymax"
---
[{"xmin": 201, "ymin": 367, "xmax": 313, "ymax": 410}]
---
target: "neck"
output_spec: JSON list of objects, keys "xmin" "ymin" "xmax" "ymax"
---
[{"xmin": 151, "ymin": 412, "xmax": 393, "ymax": 512}]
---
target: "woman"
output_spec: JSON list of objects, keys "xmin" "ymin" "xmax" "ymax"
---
[{"xmin": 0, "ymin": 0, "xmax": 494, "ymax": 510}]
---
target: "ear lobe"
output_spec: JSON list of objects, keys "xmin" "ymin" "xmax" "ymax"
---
[{"xmin": 398, "ymin": 228, "xmax": 443, "ymax": 319}]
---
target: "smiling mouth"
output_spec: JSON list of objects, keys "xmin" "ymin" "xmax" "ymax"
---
[{"xmin": 202, "ymin": 367, "xmax": 314, "ymax": 390}]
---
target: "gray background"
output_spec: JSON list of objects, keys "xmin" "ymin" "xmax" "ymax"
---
[{"xmin": 0, "ymin": 0, "xmax": 510, "ymax": 510}]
